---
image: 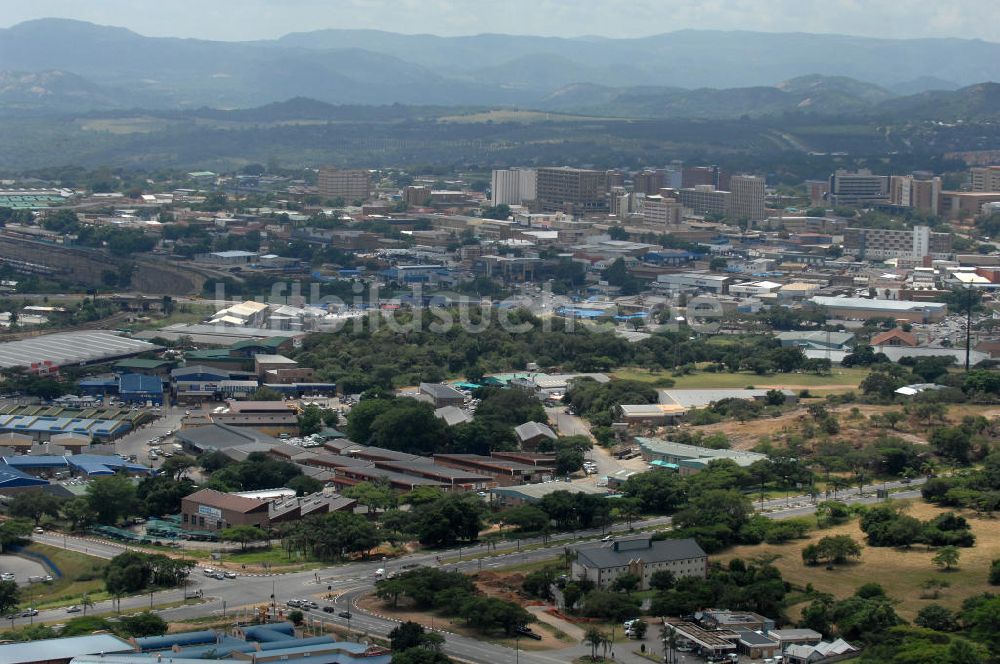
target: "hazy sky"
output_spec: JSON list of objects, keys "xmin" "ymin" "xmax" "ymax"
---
[{"xmin": 2, "ymin": 0, "xmax": 999, "ymax": 42}]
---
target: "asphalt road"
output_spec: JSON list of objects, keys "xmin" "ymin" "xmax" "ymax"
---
[{"xmin": 23, "ymin": 480, "xmax": 924, "ymax": 663}]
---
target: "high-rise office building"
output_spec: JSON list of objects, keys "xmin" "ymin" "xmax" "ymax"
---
[
  {"xmin": 633, "ymin": 170, "xmax": 666, "ymax": 195},
  {"xmin": 606, "ymin": 170, "xmax": 626, "ymax": 191},
  {"xmin": 970, "ymin": 166, "xmax": 1000, "ymax": 192},
  {"xmin": 491, "ymin": 168, "xmax": 537, "ymax": 206},
  {"xmin": 535, "ymin": 167, "xmax": 607, "ymax": 213},
  {"xmin": 727, "ymin": 175, "xmax": 766, "ymax": 223},
  {"xmin": 318, "ymin": 167, "xmax": 372, "ymax": 203},
  {"xmin": 828, "ymin": 169, "xmax": 889, "ymax": 207},
  {"xmin": 677, "ymin": 185, "xmax": 730, "ymax": 216}
]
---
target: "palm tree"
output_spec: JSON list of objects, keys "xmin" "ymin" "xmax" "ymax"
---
[
  {"xmin": 584, "ymin": 626, "xmax": 606, "ymax": 661},
  {"xmin": 661, "ymin": 626, "xmax": 679, "ymax": 664}
]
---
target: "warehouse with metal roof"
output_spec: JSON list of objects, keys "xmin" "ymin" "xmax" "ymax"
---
[{"xmin": 0, "ymin": 331, "xmax": 160, "ymax": 370}]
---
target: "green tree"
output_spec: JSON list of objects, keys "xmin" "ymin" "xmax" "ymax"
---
[
  {"xmin": 288, "ymin": 609, "xmax": 304, "ymax": 625},
  {"xmin": 220, "ymin": 525, "xmax": 268, "ymax": 551},
  {"xmin": 413, "ymin": 493, "xmax": 485, "ymax": 547},
  {"xmin": 160, "ymin": 454, "xmax": 196, "ymax": 480},
  {"xmin": 0, "ymin": 579, "xmax": 20, "ymax": 615},
  {"xmin": 0, "ymin": 520, "xmax": 32, "ymax": 553},
  {"xmin": 344, "ymin": 480, "xmax": 398, "ymax": 517},
  {"xmin": 915, "ymin": 604, "xmax": 957, "ymax": 631},
  {"xmin": 501, "ymin": 505, "xmax": 549, "ymax": 533},
  {"xmin": 8, "ymin": 492, "xmax": 62, "ymax": 526},
  {"xmin": 61, "ymin": 497, "xmax": 98, "ymax": 531},
  {"xmin": 933, "ymin": 546, "xmax": 961, "ymax": 571},
  {"xmin": 118, "ymin": 612, "xmax": 168, "ymax": 637},
  {"xmin": 989, "ymin": 559, "xmax": 1000, "ymax": 585},
  {"xmin": 612, "ymin": 573, "xmax": 641, "ymax": 594},
  {"xmin": 649, "ymin": 570, "xmax": 676, "ymax": 592},
  {"xmin": 86, "ymin": 475, "xmax": 138, "ymax": 525}
]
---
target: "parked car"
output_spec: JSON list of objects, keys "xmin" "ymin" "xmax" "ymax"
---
[
  {"xmin": 224, "ymin": 571, "xmax": 237, "ymax": 579},
  {"xmin": 1, "ymin": 573, "xmax": 14, "ymax": 581},
  {"xmin": 32, "ymin": 527, "xmax": 43, "ymax": 534},
  {"xmin": 286, "ymin": 599, "xmax": 301, "ymax": 607}
]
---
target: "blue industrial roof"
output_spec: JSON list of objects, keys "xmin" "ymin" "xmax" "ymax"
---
[
  {"xmin": 119, "ymin": 373, "xmax": 164, "ymax": 394},
  {"xmin": 0, "ymin": 464, "xmax": 49, "ymax": 489},
  {"xmin": 0, "ymin": 414, "xmax": 130, "ymax": 437},
  {"xmin": 135, "ymin": 630, "xmax": 218, "ymax": 651},
  {"xmin": 1, "ymin": 454, "xmax": 152, "ymax": 476},
  {"xmin": 2, "ymin": 455, "xmax": 66, "ymax": 468}
]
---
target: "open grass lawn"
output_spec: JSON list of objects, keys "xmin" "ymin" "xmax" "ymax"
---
[
  {"xmin": 21, "ymin": 543, "xmax": 108, "ymax": 610},
  {"xmin": 611, "ymin": 367, "xmax": 870, "ymax": 391},
  {"xmin": 717, "ymin": 500, "xmax": 997, "ymax": 622}
]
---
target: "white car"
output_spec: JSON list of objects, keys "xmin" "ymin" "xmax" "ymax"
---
[
  {"xmin": 66, "ymin": 605, "xmax": 81, "ymax": 613},
  {"xmin": 1, "ymin": 573, "xmax": 15, "ymax": 581}
]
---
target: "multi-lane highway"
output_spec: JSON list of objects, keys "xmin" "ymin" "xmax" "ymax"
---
[{"xmin": 24, "ymin": 479, "xmax": 924, "ymax": 664}]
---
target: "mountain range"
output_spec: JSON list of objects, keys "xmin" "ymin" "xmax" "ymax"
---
[{"xmin": 0, "ymin": 18, "xmax": 998, "ymax": 119}]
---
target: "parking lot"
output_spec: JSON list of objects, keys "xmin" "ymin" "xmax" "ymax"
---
[{"xmin": 0, "ymin": 554, "xmax": 48, "ymax": 585}]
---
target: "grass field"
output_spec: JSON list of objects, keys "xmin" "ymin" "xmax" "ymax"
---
[
  {"xmin": 718, "ymin": 500, "xmax": 996, "ymax": 622},
  {"xmin": 20, "ymin": 544, "xmax": 108, "ymax": 610},
  {"xmin": 612, "ymin": 367, "xmax": 870, "ymax": 391}
]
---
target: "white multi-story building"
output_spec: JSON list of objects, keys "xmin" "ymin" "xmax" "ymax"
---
[{"xmin": 491, "ymin": 168, "xmax": 537, "ymax": 206}]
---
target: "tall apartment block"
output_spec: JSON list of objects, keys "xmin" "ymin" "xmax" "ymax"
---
[
  {"xmin": 318, "ymin": 167, "xmax": 372, "ymax": 203},
  {"xmin": 970, "ymin": 166, "xmax": 1000, "ymax": 192},
  {"xmin": 491, "ymin": 168, "xmax": 537, "ymax": 206},
  {"xmin": 890, "ymin": 174, "xmax": 941, "ymax": 214},
  {"xmin": 535, "ymin": 167, "xmax": 607, "ymax": 213},
  {"xmin": 843, "ymin": 225, "xmax": 952, "ymax": 260},
  {"xmin": 828, "ymin": 169, "xmax": 889, "ymax": 207},
  {"xmin": 727, "ymin": 175, "xmax": 766, "ymax": 223}
]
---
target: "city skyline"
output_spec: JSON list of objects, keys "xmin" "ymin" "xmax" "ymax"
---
[{"xmin": 1, "ymin": 0, "xmax": 999, "ymax": 43}]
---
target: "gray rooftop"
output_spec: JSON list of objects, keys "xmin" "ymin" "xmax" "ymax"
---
[
  {"xmin": 659, "ymin": 388, "xmax": 793, "ymax": 409},
  {"xmin": 0, "ymin": 634, "xmax": 132, "ymax": 664},
  {"xmin": 419, "ymin": 382, "xmax": 465, "ymax": 400},
  {"xmin": 810, "ymin": 296, "xmax": 946, "ymax": 312},
  {"xmin": 0, "ymin": 331, "xmax": 159, "ymax": 369},
  {"xmin": 492, "ymin": 482, "xmax": 608, "ymax": 503},
  {"xmin": 575, "ymin": 536, "xmax": 706, "ymax": 570},
  {"xmin": 435, "ymin": 405, "xmax": 473, "ymax": 427},
  {"xmin": 514, "ymin": 421, "xmax": 557, "ymax": 442},
  {"xmin": 175, "ymin": 423, "xmax": 279, "ymax": 452}
]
